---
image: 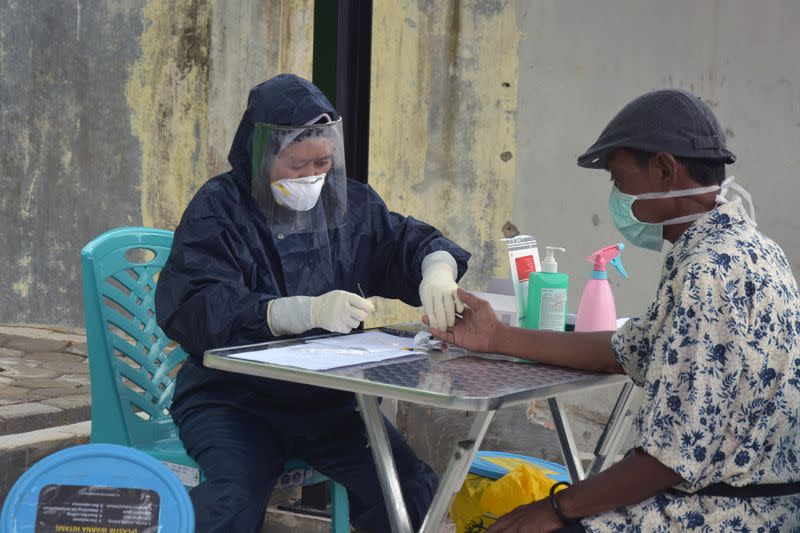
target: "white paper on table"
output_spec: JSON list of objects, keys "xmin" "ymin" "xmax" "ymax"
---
[
  {"xmin": 228, "ymin": 342, "xmax": 424, "ymax": 371},
  {"xmin": 306, "ymin": 331, "xmax": 419, "ymax": 353}
]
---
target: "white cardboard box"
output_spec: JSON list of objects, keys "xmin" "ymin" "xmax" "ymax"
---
[{"xmin": 472, "ymin": 291, "xmax": 519, "ymax": 327}]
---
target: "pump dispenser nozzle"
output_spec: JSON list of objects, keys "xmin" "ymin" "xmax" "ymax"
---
[{"xmin": 542, "ymin": 246, "xmax": 566, "ymax": 273}]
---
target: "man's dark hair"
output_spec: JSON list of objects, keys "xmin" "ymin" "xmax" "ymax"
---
[{"xmin": 629, "ymin": 149, "xmax": 725, "ymax": 186}]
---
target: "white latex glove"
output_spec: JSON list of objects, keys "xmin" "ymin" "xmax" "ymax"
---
[
  {"xmin": 310, "ymin": 290, "xmax": 375, "ymax": 333},
  {"xmin": 419, "ymin": 251, "xmax": 463, "ymax": 330},
  {"xmin": 268, "ymin": 290, "xmax": 375, "ymax": 336}
]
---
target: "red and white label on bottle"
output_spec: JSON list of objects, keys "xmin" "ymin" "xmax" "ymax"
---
[{"xmin": 514, "ymin": 255, "xmax": 537, "ymax": 281}]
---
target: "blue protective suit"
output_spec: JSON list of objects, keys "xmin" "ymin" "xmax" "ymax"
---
[{"xmin": 155, "ymin": 74, "xmax": 470, "ymax": 532}]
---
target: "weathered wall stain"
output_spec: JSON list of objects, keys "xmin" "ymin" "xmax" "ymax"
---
[
  {"xmin": 1, "ymin": 1, "xmax": 144, "ymax": 325},
  {"xmin": 206, "ymin": 0, "xmax": 314, "ymax": 177},
  {"xmin": 1, "ymin": 0, "xmax": 316, "ymax": 327},
  {"xmin": 368, "ymin": 0, "xmax": 519, "ymax": 326},
  {"xmin": 126, "ymin": 0, "xmax": 211, "ymax": 230}
]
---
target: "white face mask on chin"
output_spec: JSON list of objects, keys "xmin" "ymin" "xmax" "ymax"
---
[{"xmin": 270, "ymin": 174, "xmax": 326, "ymax": 211}]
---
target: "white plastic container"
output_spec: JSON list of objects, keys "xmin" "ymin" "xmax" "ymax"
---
[{"xmin": 500, "ymin": 235, "xmax": 541, "ymax": 321}]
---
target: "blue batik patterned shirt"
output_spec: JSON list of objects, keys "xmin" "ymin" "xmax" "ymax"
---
[{"xmin": 584, "ymin": 199, "xmax": 800, "ymax": 532}]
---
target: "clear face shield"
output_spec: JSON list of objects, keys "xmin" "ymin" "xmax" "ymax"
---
[{"xmin": 251, "ymin": 116, "xmax": 347, "ymax": 234}]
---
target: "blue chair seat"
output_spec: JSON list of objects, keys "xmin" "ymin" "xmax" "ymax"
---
[{"xmin": 470, "ymin": 450, "xmax": 570, "ymax": 482}]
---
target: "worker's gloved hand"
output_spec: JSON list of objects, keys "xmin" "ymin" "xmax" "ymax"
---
[
  {"xmin": 419, "ymin": 251, "xmax": 463, "ymax": 331},
  {"xmin": 267, "ymin": 291, "xmax": 375, "ymax": 336},
  {"xmin": 310, "ymin": 290, "xmax": 375, "ymax": 334}
]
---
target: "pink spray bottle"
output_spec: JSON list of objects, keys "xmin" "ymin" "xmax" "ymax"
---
[{"xmin": 574, "ymin": 243, "xmax": 628, "ymax": 332}]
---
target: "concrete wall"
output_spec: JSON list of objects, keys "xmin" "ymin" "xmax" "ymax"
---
[
  {"xmin": 367, "ymin": 0, "xmax": 519, "ymax": 325},
  {"xmin": 501, "ymin": 0, "xmax": 800, "ymax": 465},
  {"xmin": 514, "ymin": 0, "xmax": 800, "ymax": 319},
  {"xmin": 367, "ymin": 0, "xmax": 619, "ymax": 470},
  {"xmin": 392, "ymin": 0, "xmax": 800, "ymax": 471},
  {"xmin": 0, "ymin": 0, "xmax": 314, "ymax": 327},
  {"xmin": 368, "ymin": 0, "xmax": 551, "ymax": 471},
  {"xmin": 1, "ymin": 0, "xmax": 146, "ymax": 326}
]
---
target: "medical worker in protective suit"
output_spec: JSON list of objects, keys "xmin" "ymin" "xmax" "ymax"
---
[{"xmin": 155, "ymin": 74, "xmax": 470, "ymax": 532}]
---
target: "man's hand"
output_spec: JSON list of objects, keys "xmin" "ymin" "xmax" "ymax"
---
[
  {"xmin": 423, "ymin": 289, "xmax": 503, "ymax": 353},
  {"xmin": 487, "ymin": 499, "xmax": 564, "ymax": 533},
  {"xmin": 486, "ymin": 449, "xmax": 685, "ymax": 533}
]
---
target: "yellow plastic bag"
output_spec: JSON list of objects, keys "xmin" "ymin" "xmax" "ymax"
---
[{"xmin": 450, "ymin": 464, "xmax": 566, "ymax": 533}]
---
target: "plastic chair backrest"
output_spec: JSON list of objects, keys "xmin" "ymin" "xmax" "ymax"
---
[
  {"xmin": 81, "ymin": 227, "xmax": 187, "ymax": 447},
  {"xmin": 1, "ymin": 443, "xmax": 194, "ymax": 532}
]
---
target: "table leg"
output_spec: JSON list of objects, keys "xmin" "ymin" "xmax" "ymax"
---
[
  {"xmin": 588, "ymin": 381, "xmax": 636, "ymax": 476},
  {"xmin": 419, "ymin": 410, "xmax": 495, "ymax": 533},
  {"xmin": 547, "ymin": 397, "xmax": 586, "ymax": 482},
  {"xmin": 355, "ymin": 393, "xmax": 414, "ymax": 533}
]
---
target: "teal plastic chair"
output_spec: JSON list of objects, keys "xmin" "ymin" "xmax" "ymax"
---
[{"xmin": 81, "ymin": 226, "xmax": 349, "ymax": 532}]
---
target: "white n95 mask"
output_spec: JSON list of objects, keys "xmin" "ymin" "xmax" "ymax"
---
[{"xmin": 271, "ymin": 174, "xmax": 326, "ymax": 211}]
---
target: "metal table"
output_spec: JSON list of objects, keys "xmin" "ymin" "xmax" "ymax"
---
[{"xmin": 204, "ymin": 328, "xmax": 635, "ymax": 533}]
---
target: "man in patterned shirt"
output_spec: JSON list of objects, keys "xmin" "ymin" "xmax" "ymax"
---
[{"xmin": 428, "ymin": 90, "xmax": 800, "ymax": 532}]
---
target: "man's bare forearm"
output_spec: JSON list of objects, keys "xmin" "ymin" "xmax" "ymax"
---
[
  {"xmin": 557, "ymin": 449, "xmax": 684, "ymax": 521},
  {"xmin": 490, "ymin": 325, "xmax": 625, "ymax": 374}
]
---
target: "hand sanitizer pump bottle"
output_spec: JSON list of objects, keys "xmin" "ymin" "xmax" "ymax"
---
[
  {"xmin": 524, "ymin": 246, "xmax": 568, "ymax": 331},
  {"xmin": 574, "ymin": 243, "xmax": 628, "ymax": 332}
]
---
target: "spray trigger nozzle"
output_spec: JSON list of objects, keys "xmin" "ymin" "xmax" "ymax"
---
[
  {"xmin": 587, "ymin": 243, "xmax": 629, "ymax": 278},
  {"xmin": 609, "ymin": 255, "xmax": 628, "ymax": 278}
]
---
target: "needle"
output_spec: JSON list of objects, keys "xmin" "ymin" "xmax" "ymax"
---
[{"xmin": 357, "ymin": 282, "xmax": 367, "ymax": 330}]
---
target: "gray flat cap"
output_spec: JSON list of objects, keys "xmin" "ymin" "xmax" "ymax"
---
[{"xmin": 577, "ymin": 89, "xmax": 736, "ymax": 169}]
